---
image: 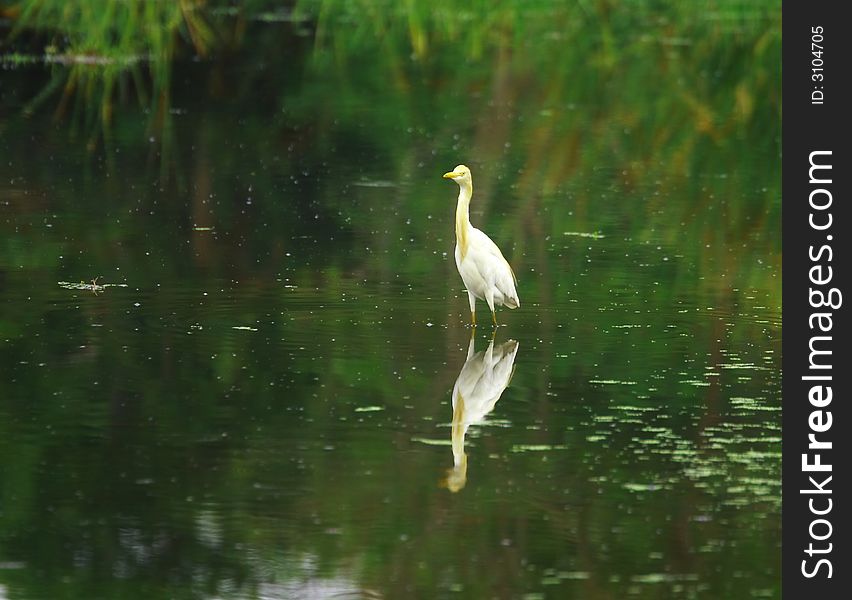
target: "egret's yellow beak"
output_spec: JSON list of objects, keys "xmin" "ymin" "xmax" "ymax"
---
[{"xmin": 443, "ymin": 171, "xmax": 459, "ymax": 179}]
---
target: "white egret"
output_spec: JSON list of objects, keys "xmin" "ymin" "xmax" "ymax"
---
[
  {"xmin": 444, "ymin": 334, "xmax": 519, "ymax": 492},
  {"xmin": 443, "ymin": 165, "xmax": 519, "ymax": 325}
]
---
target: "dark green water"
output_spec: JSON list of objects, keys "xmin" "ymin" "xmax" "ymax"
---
[{"xmin": 1, "ymin": 2, "xmax": 780, "ymax": 598}]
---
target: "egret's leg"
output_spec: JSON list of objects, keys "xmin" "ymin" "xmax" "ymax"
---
[
  {"xmin": 466, "ymin": 330, "xmax": 476, "ymax": 360},
  {"xmin": 485, "ymin": 291, "xmax": 497, "ymax": 327},
  {"xmin": 467, "ymin": 290, "xmax": 477, "ymax": 326}
]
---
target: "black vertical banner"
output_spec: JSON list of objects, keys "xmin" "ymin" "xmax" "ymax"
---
[{"xmin": 782, "ymin": 2, "xmax": 849, "ymax": 596}]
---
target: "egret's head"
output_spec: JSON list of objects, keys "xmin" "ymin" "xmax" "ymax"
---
[
  {"xmin": 440, "ymin": 454, "xmax": 468, "ymax": 493},
  {"xmin": 442, "ymin": 164, "xmax": 472, "ymax": 187}
]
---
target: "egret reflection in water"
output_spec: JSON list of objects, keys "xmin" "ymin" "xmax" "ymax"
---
[{"xmin": 444, "ymin": 334, "xmax": 519, "ymax": 492}]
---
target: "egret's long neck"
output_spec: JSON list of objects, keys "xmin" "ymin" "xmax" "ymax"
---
[
  {"xmin": 455, "ymin": 181, "xmax": 472, "ymax": 259},
  {"xmin": 451, "ymin": 391, "xmax": 468, "ymax": 466}
]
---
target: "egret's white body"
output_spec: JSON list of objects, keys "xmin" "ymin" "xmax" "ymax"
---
[
  {"xmin": 443, "ymin": 165, "xmax": 519, "ymax": 325},
  {"xmin": 445, "ymin": 335, "xmax": 519, "ymax": 492}
]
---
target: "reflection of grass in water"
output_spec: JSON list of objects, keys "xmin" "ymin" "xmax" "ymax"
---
[
  {"xmin": 5, "ymin": 2, "xmax": 781, "ymax": 303},
  {"xmin": 7, "ymin": 0, "xmax": 780, "ymax": 215},
  {"xmin": 3, "ymin": 0, "xmax": 782, "ymax": 306},
  {"xmin": 2, "ymin": 0, "xmax": 781, "ymax": 320},
  {"xmin": 295, "ymin": 0, "xmax": 781, "ymax": 300},
  {"xmin": 8, "ymin": 0, "xmax": 215, "ymax": 150},
  {"xmin": 0, "ymin": 51, "xmax": 42, "ymax": 64}
]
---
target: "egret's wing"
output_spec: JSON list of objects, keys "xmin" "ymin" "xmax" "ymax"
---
[
  {"xmin": 461, "ymin": 228, "xmax": 519, "ymax": 308},
  {"xmin": 495, "ymin": 264, "xmax": 520, "ymax": 308},
  {"xmin": 475, "ymin": 231, "xmax": 517, "ymax": 286},
  {"xmin": 469, "ymin": 229, "xmax": 519, "ymax": 307},
  {"xmin": 469, "ymin": 229, "xmax": 516, "ymax": 276},
  {"xmin": 469, "ymin": 228, "xmax": 508, "ymax": 262},
  {"xmin": 466, "ymin": 340, "xmax": 519, "ymax": 420}
]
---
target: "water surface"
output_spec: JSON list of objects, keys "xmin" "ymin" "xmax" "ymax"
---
[{"xmin": 1, "ymin": 2, "xmax": 780, "ymax": 598}]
